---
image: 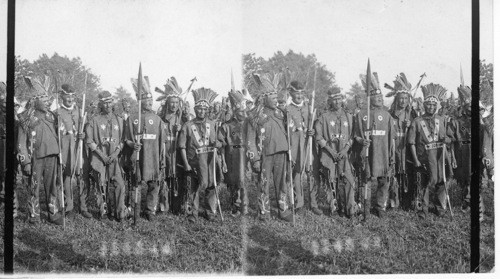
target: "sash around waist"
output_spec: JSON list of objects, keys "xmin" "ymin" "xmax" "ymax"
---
[{"xmin": 195, "ymin": 146, "xmax": 216, "ymax": 154}]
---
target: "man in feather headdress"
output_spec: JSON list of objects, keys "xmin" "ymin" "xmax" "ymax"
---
[
  {"xmin": 218, "ymin": 89, "xmax": 250, "ymax": 216},
  {"xmin": 178, "ymin": 87, "xmax": 221, "ymax": 222},
  {"xmin": 86, "ymin": 91, "xmax": 127, "ymax": 221},
  {"xmin": 315, "ymin": 90, "xmax": 355, "ymax": 217},
  {"xmin": 247, "ymin": 72, "xmax": 293, "ymax": 222},
  {"xmin": 17, "ymin": 76, "xmax": 64, "ymax": 225},
  {"xmin": 125, "ymin": 75, "xmax": 165, "ymax": 222},
  {"xmin": 55, "ymin": 84, "xmax": 89, "ymax": 218},
  {"xmin": 384, "ymin": 73, "xmax": 417, "ymax": 210},
  {"xmin": 353, "ymin": 72, "xmax": 395, "ymax": 219},
  {"xmin": 155, "ymin": 77, "xmax": 185, "ymax": 214},
  {"xmin": 407, "ymin": 83, "xmax": 454, "ymax": 219}
]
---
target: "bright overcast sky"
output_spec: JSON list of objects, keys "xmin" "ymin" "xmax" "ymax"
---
[{"xmin": 0, "ymin": 0, "xmax": 495, "ymax": 104}]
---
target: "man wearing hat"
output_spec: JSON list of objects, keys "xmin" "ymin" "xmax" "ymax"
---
[
  {"xmin": 353, "ymin": 73, "xmax": 395, "ymax": 219},
  {"xmin": 56, "ymin": 84, "xmax": 89, "ymax": 218},
  {"xmin": 179, "ymin": 87, "xmax": 221, "ymax": 222},
  {"xmin": 247, "ymin": 72, "xmax": 293, "ymax": 222},
  {"xmin": 384, "ymin": 73, "xmax": 417, "ymax": 210},
  {"xmin": 125, "ymin": 76, "xmax": 165, "ymax": 221},
  {"xmin": 156, "ymin": 77, "xmax": 185, "ymax": 214},
  {"xmin": 315, "ymin": 89, "xmax": 355, "ymax": 217},
  {"xmin": 86, "ymin": 90, "xmax": 126, "ymax": 221},
  {"xmin": 287, "ymin": 81, "xmax": 315, "ymax": 214},
  {"xmin": 407, "ymin": 83, "xmax": 453, "ymax": 219},
  {"xmin": 218, "ymin": 89, "xmax": 250, "ymax": 216},
  {"xmin": 18, "ymin": 76, "xmax": 64, "ymax": 225}
]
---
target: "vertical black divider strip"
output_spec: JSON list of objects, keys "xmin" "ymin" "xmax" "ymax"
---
[
  {"xmin": 4, "ymin": 0, "xmax": 16, "ymax": 274},
  {"xmin": 470, "ymin": 0, "xmax": 480, "ymax": 273}
]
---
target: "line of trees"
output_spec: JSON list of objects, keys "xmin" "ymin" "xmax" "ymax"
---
[
  {"xmin": 14, "ymin": 52, "xmax": 493, "ymax": 115},
  {"xmin": 243, "ymin": 50, "xmax": 341, "ymax": 113},
  {"xmin": 14, "ymin": 53, "xmax": 137, "ymax": 114}
]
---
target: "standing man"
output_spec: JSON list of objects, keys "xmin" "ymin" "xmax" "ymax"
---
[
  {"xmin": 126, "ymin": 76, "xmax": 165, "ymax": 221},
  {"xmin": 18, "ymin": 76, "xmax": 64, "ymax": 225},
  {"xmin": 86, "ymin": 91, "xmax": 126, "ymax": 221},
  {"xmin": 454, "ymin": 84, "xmax": 472, "ymax": 212},
  {"xmin": 178, "ymin": 88, "xmax": 220, "ymax": 222},
  {"xmin": 219, "ymin": 89, "xmax": 249, "ymax": 216},
  {"xmin": 156, "ymin": 77, "xmax": 184, "ymax": 214},
  {"xmin": 247, "ymin": 72, "xmax": 293, "ymax": 222},
  {"xmin": 408, "ymin": 83, "xmax": 453, "ymax": 218},
  {"xmin": 121, "ymin": 99, "xmax": 131, "ymax": 121},
  {"xmin": 210, "ymin": 102, "xmax": 222, "ymax": 121},
  {"xmin": 286, "ymin": 81, "xmax": 314, "ymax": 214},
  {"xmin": 353, "ymin": 72, "xmax": 395, "ymax": 219},
  {"xmin": 182, "ymin": 101, "xmax": 195, "ymax": 123},
  {"xmin": 315, "ymin": 90, "xmax": 355, "ymax": 217},
  {"xmin": 384, "ymin": 73, "xmax": 416, "ymax": 210},
  {"xmin": 56, "ymin": 84, "xmax": 89, "ymax": 218},
  {"xmin": 353, "ymin": 94, "xmax": 366, "ymax": 115}
]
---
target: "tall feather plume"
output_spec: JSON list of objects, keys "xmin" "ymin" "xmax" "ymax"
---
[
  {"xmin": 131, "ymin": 75, "xmax": 152, "ymax": 99},
  {"xmin": 359, "ymin": 74, "xmax": 367, "ymax": 90},
  {"xmin": 397, "ymin": 73, "xmax": 412, "ymax": 91},
  {"xmin": 155, "ymin": 87, "xmax": 165, "ymax": 94},
  {"xmin": 166, "ymin": 77, "xmax": 183, "ymax": 95},
  {"xmin": 384, "ymin": 83, "xmax": 395, "ymax": 91},
  {"xmin": 372, "ymin": 72, "xmax": 380, "ymax": 89},
  {"xmin": 192, "ymin": 87, "xmax": 218, "ymax": 106},
  {"xmin": 24, "ymin": 75, "xmax": 52, "ymax": 97},
  {"xmin": 421, "ymin": 83, "xmax": 447, "ymax": 101},
  {"xmin": 359, "ymin": 73, "xmax": 380, "ymax": 91},
  {"xmin": 156, "ymin": 76, "xmax": 184, "ymax": 101}
]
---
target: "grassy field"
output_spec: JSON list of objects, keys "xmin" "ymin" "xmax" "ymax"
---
[
  {"xmin": 0, "ymin": 176, "xmax": 495, "ymax": 274},
  {"xmin": 245, "ymin": 178, "xmax": 495, "ymax": 275},
  {"xmin": 2, "ymin": 181, "xmax": 244, "ymax": 274}
]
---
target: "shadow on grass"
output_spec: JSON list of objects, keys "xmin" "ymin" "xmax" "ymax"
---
[
  {"xmin": 245, "ymin": 225, "xmax": 324, "ymax": 275},
  {"xmin": 15, "ymin": 228, "xmax": 89, "ymax": 272}
]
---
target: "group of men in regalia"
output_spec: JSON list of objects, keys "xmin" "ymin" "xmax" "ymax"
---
[{"xmin": 0, "ymin": 61, "xmax": 493, "ymax": 226}]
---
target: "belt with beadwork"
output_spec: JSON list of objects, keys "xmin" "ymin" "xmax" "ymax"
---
[
  {"xmin": 136, "ymin": 134, "xmax": 157, "ymax": 140},
  {"xmin": 329, "ymin": 134, "xmax": 347, "ymax": 140},
  {"xmin": 101, "ymin": 137, "xmax": 117, "ymax": 143},
  {"xmin": 424, "ymin": 142, "xmax": 444, "ymax": 150},
  {"xmin": 364, "ymin": 130, "xmax": 386, "ymax": 136},
  {"xmin": 195, "ymin": 146, "xmax": 217, "ymax": 154}
]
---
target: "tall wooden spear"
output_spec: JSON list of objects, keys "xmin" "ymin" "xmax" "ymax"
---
[
  {"xmin": 133, "ymin": 63, "xmax": 142, "ymax": 226},
  {"xmin": 53, "ymin": 73, "xmax": 66, "ymax": 230},
  {"xmin": 363, "ymin": 59, "xmax": 371, "ymax": 222}
]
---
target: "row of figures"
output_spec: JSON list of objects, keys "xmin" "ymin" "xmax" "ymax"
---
[{"xmin": 0, "ymin": 67, "xmax": 493, "ymax": 226}]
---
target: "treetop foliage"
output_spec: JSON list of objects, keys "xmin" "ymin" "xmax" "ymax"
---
[{"xmin": 243, "ymin": 50, "xmax": 341, "ymax": 112}]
